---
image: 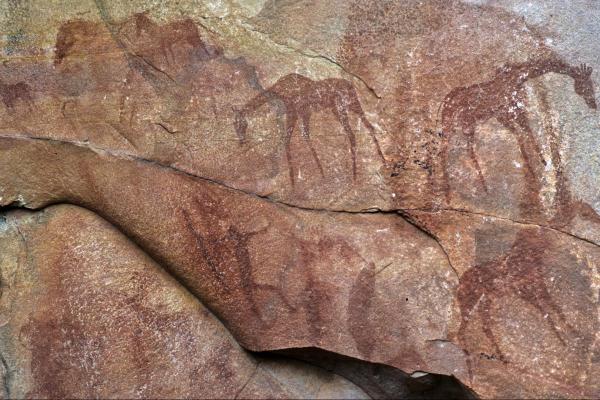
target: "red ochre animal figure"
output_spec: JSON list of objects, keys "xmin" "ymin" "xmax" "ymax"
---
[
  {"xmin": 438, "ymin": 57, "xmax": 596, "ymax": 202},
  {"xmin": 234, "ymin": 73, "xmax": 385, "ymax": 186}
]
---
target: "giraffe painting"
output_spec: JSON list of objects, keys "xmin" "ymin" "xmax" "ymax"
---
[
  {"xmin": 452, "ymin": 143, "xmax": 600, "ymax": 366},
  {"xmin": 454, "ymin": 228, "xmax": 577, "ymax": 363},
  {"xmin": 233, "ymin": 73, "xmax": 386, "ymax": 186},
  {"xmin": 437, "ymin": 57, "xmax": 597, "ymax": 203}
]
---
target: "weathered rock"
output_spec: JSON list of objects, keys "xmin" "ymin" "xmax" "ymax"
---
[
  {"xmin": 0, "ymin": 206, "xmax": 369, "ymax": 399},
  {"xmin": 277, "ymin": 348, "xmax": 477, "ymax": 399},
  {"xmin": 0, "ymin": 0, "xmax": 599, "ymax": 398},
  {"xmin": 0, "ymin": 138, "xmax": 464, "ymax": 381},
  {"xmin": 405, "ymin": 209, "xmax": 599, "ymax": 398}
]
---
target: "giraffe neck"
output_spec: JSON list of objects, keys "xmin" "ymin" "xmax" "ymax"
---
[
  {"xmin": 241, "ymin": 90, "xmax": 276, "ymax": 114},
  {"xmin": 515, "ymin": 58, "xmax": 579, "ymax": 85}
]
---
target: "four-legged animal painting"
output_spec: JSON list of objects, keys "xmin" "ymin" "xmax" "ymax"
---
[
  {"xmin": 454, "ymin": 228, "xmax": 577, "ymax": 363},
  {"xmin": 233, "ymin": 73, "xmax": 386, "ymax": 186},
  {"xmin": 437, "ymin": 57, "xmax": 596, "ymax": 203},
  {"xmin": 6, "ymin": 13, "xmax": 600, "ymax": 385},
  {"xmin": 0, "ymin": 80, "xmax": 34, "ymax": 111}
]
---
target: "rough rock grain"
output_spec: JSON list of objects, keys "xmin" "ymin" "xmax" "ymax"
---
[
  {"xmin": 0, "ymin": 206, "xmax": 368, "ymax": 399},
  {"xmin": 0, "ymin": 0, "xmax": 599, "ymax": 398}
]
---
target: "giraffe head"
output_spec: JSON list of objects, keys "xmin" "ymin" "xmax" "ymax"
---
[
  {"xmin": 232, "ymin": 107, "xmax": 247, "ymax": 145},
  {"xmin": 573, "ymin": 64, "xmax": 596, "ymax": 110}
]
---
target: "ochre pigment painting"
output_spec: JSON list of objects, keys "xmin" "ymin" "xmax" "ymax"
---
[{"xmin": 0, "ymin": 1, "xmax": 599, "ymax": 399}]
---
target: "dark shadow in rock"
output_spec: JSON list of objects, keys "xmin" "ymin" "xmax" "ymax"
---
[{"xmin": 264, "ymin": 347, "xmax": 478, "ymax": 399}]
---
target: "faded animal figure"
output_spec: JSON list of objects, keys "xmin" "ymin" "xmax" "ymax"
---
[
  {"xmin": 453, "ymin": 167, "xmax": 599, "ymax": 365},
  {"xmin": 453, "ymin": 108, "xmax": 600, "ymax": 364},
  {"xmin": 53, "ymin": 20, "xmax": 101, "ymax": 66},
  {"xmin": 437, "ymin": 57, "xmax": 596, "ymax": 203},
  {"xmin": 131, "ymin": 12, "xmax": 220, "ymax": 65},
  {"xmin": 455, "ymin": 229, "xmax": 576, "ymax": 363},
  {"xmin": 233, "ymin": 73, "xmax": 385, "ymax": 186},
  {"xmin": 180, "ymin": 197, "xmax": 294, "ymax": 327},
  {"xmin": 0, "ymin": 80, "xmax": 34, "ymax": 110}
]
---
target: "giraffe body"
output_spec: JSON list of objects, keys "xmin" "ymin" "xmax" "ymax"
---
[
  {"xmin": 456, "ymin": 229, "xmax": 575, "ymax": 362},
  {"xmin": 234, "ymin": 73, "xmax": 385, "ymax": 185},
  {"xmin": 438, "ymin": 58, "xmax": 596, "ymax": 203}
]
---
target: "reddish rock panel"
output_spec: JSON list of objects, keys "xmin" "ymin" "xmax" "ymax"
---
[
  {"xmin": 0, "ymin": 206, "xmax": 368, "ymax": 399},
  {"xmin": 1, "ymin": 1, "xmax": 599, "ymax": 398}
]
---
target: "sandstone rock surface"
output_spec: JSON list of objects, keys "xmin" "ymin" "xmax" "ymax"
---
[
  {"xmin": 0, "ymin": 0, "xmax": 599, "ymax": 398},
  {"xmin": 0, "ymin": 206, "xmax": 369, "ymax": 399}
]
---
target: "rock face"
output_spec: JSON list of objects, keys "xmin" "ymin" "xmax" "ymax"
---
[
  {"xmin": 0, "ymin": 1, "xmax": 598, "ymax": 398},
  {"xmin": 0, "ymin": 206, "xmax": 369, "ymax": 399}
]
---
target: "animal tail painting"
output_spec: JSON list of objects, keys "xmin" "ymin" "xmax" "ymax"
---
[
  {"xmin": 232, "ymin": 106, "xmax": 248, "ymax": 145},
  {"xmin": 434, "ymin": 92, "xmax": 454, "ymax": 136}
]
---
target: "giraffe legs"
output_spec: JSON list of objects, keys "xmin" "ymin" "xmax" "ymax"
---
[
  {"xmin": 518, "ymin": 280, "xmax": 574, "ymax": 346},
  {"xmin": 284, "ymin": 110, "xmax": 298, "ymax": 187},
  {"xmin": 529, "ymin": 298, "xmax": 568, "ymax": 346},
  {"xmin": 299, "ymin": 112, "xmax": 325, "ymax": 177},
  {"xmin": 348, "ymin": 98, "xmax": 386, "ymax": 163},
  {"xmin": 334, "ymin": 99, "xmax": 357, "ymax": 179},
  {"xmin": 456, "ymin": 308, "xmax": 473, "ymax": 349},
  {"xmin": 514, "ymin": 127, "xmax": 543, "ymax": 188},
  {"xmin": 499, "ymin": 114, "xmax": 542, "ymax": 198},
  {"xmin": 515, "ymin": 111, "xmax": 545, "ymax": 167},
  {"xmin": 464, "ymin": 124, "xmax": 488, "ymax": 193},
  {"xmin": 478, "ymin": 296, "xmax": 505, "ymax": 361},
  {"xmin": 456, "ymin": 286, "xmax": 506, "ymax": 361},
  {"xmin": 360, "ymin": 116, "xmax": 385, "ymax": 163}
]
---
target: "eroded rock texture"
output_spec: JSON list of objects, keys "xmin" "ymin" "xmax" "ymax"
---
[
  {"xmin": 0, "ymin": 206, "xmax": 369, "ymax": 398},
  {"xmin": 0, "ymin": 0, "xmax": 598, "ymax": 398}
]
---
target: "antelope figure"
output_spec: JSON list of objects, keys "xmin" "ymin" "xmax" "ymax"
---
[
  {"xmin": 0, "ymin": 80, "xmax": 34, "ymax": 110},
  {"xmin": 438, "ymin": 58, "xmax": 597, "ymax": 202},
  {"xmin": 233, "ymin": 73, "xmax": 385, "ymax": 186}
]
